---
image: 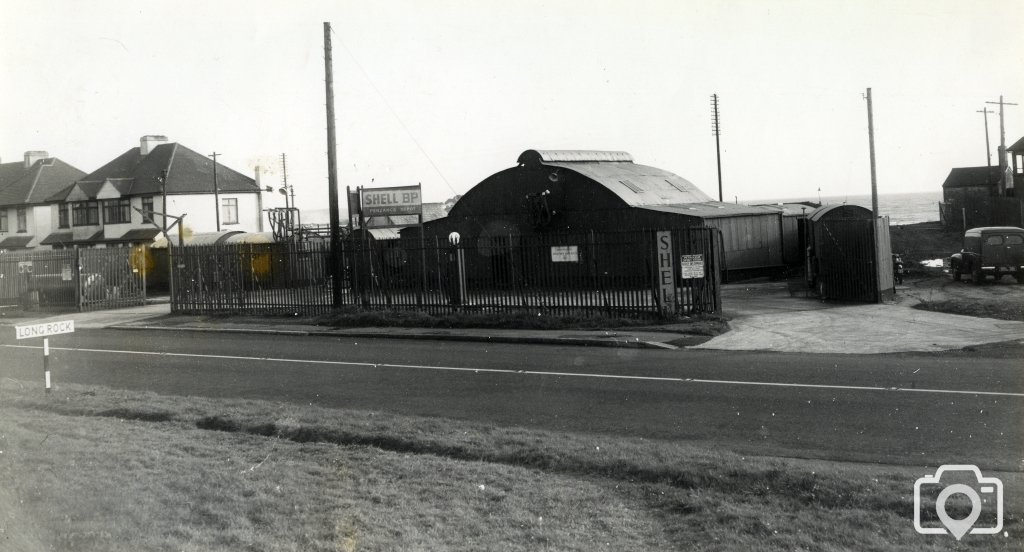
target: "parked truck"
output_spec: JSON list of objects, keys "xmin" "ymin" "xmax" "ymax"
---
[{"xmin": 949, "ymin": 226, "xmax": 1024, "ymax": 284}]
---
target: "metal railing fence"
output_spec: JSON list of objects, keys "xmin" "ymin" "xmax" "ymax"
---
[{"xmin": 170, "ymin": 228, "xmax": 722, "ymax": 317}]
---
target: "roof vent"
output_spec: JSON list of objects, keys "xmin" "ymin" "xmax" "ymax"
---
[{"xmin": 517, "ymin": 149, "xmax": 633, "ymax": 167}]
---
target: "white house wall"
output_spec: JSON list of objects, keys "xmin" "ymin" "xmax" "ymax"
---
[
  {"xmin": 163, "ymin": 193, "xmax": 262, "ymax": 234},
  {"xmin": 0, "ymin": 204, "xmax": 54, "ymax": 248}
]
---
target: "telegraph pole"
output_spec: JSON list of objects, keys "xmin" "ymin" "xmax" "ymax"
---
[
  {"xmin": 865, "ymin": 88, "xmax": 881, "ymax": 303},
  {"xmin": 865, "ymin": 89, "xmax": 878, "ymax": 220},
  {"xmin": 986, "ymin": 95, "xmax": 1018, "ymax": 194},
  {"xmin": 977, "ymin": 108, "xmax": 994, "ymax": 167},
  {"xmin": 209, "ymin": 152, "xmax": 221, "ymax": 231},
  {"xmin": 711, "ymin": 94, "xmax": 723, "ymax": 202},
  {"xmin": 325, "ymin": 22, "xmax": 343, "ymax": 308}
]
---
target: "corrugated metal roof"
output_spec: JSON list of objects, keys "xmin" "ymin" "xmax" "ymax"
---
[
  {"xmin": 753, "ymin": 202, "xmax": 820, "ymax": 217},
  {"xmin": 518, "ymin": 150, "xmax": 634, "ymax": 164},
  {"xmin": 640, "ymin": 202, "xmax": 781, "ymax": 219},
  {"xmin": 223, "ymin": 232, "xmax": 275, "ymax": 244},
  {"xmin": 151, "ymin": 231, "xmax": 242, "ymax": 248},
  {"xmin": 368, "ymin": 228, "xmax": 401, "ymax": 240},
  {"xmin": 808, "ymin": 204, "xmax": 873, "ymax": 222},
  {"xmin": 545, "ymin": 160, "xmax": 714, "ymax": 206}
]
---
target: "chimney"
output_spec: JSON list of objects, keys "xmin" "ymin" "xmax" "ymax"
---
[
  {"xmin": 24, "ymin": 151, "xmax": 49, "ymax": 168},
  {"xmin": 140, "ymin": 135, "xmax": 168, "ymax": 155}
]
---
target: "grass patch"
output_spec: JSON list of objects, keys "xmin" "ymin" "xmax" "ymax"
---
[
  {"xmin": 313, "ymin": 308, "xmax": 730, "ymax": 335},
  {"xmin": 1, "ymin": 381, "xmax": 1020, "ymax": 551},
  {"xmin": 913, "ymin": 299, "xmax": 1024, "ymax": 322}
]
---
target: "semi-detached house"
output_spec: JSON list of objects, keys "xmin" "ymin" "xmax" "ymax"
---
[
  {"xmin": 43, "ymin": 135, "xmax": 265, "ymax": 249},
  {"xmin": 0, "ymin": 151, "xmax": 86, "ymax": 250}
]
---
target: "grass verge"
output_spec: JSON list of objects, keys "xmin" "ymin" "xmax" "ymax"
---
[
  {"xmin": 312, "ymin": 308, "xmax": 729, "ymax": 336},
  {"xmin": 913, "ymin": 299, "xmax": 1024, "ymax": 322},
  {"xmin": 1, "ymin": 380, "xmax": 1020, "ymax": 551}
]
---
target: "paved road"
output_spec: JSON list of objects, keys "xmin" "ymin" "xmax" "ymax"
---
[{"xmin": 2, "ymin": 328, "xmax": 1022, "ymax": 470}]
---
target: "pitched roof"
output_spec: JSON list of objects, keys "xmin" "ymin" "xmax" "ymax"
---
[
  {"xmin": 40, "ymin": 231, "xmax": 74, "ymax": 246},
  {"xmin": 0, "ymin": 235, "xmax": 34, "ymax": 249},
  {"xmin": 1008, "ymin": 136, "xmax": 1024, "ymax": 153},
  {"xmin": 942, "ymin": 166, "xmax": 1003, "ymax": 189},
  {"xmin": 0, "ymin": 157, "xmax": 86, "ymax": 207},
  {"xmin": 73, "ymin": 142, "xmax": 257, "ymax": 198},
  {"xmin": 517, "ymin": 149, "xmax": 714, "ymax": 206}
]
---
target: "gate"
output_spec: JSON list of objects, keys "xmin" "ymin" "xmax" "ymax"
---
[
  {"xmin": 812, "ymin": 219, "xmax": 878, "ymax": 302},
  {"xmin": 0, "ymin": 247, "xmax": 147, "ymax": 311}
]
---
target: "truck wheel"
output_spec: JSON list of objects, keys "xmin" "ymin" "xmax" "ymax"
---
[
  {"xmin": 1014, "ymin": 272, "xmax": 1024, "ymax": 284},
  {"xmin": 972, "ymin": 268, "xmax": 984, "ymax": 285}
]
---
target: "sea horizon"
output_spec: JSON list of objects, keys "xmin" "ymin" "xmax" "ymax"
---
[{"xmin": 301, "ymin": 190, "xmax": 944, "ymax": 226}]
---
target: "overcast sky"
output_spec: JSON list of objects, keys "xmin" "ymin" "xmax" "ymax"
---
[{"xmin": 2, "ymin": 0, "xmax": 1022, "ymax": 214}]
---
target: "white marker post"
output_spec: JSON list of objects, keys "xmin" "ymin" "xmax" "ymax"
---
[
  {"xmin": 15, "ymin": 320, "xmax": 75, "ymax": 393},
  {"xmin": 43, "ymin": 338, "xmax": 51, "ymax": 392}
]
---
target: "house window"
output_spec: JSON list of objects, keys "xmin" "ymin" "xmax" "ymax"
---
[
  {"xmin": 103, "ymin": 198, "xmax": 131, "ymax": 224},
  {"xmin": 221, "ymin": 198, "xmax": 239, "ymax": 225},
  {"xmin": 72, "ymin": 201, "xmax": 99, "ymax": 226},
  {"xmin": 142, "ymin": 197, "xmax": 154, "ymax": 223},
  {"xmin": 58, "ymin": 204, "xmax": 69, "ymax": 228},
  {"xmin": 0, "ymin": 210, "xmax": 7, "ymax": 232},
  {"xmin": 16, "ymin": 207, "xmax": 27, "ymax": 233}
]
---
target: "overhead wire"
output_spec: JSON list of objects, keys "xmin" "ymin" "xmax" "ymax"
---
[{"xmin": 330, "ymin": 27, "xmax": 458, "ymax": 197}]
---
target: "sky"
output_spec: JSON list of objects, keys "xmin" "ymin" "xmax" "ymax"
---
[{"xmin": 2, "ymin": 0, "xmax": 1022, "ymax": 218}]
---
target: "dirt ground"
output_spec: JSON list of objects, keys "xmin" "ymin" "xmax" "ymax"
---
[{"xmin": 897, "ymin": 266, "xmax": 1024, "ymax": 321}]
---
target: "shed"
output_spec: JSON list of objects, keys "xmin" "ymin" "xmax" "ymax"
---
[
  {"xmin": 418, "ymin": 150, "xmax": 784, "ymax": 277},
  {"xmin": 806, "ymin": 204, "xmax": 894, "ymax": 302}
]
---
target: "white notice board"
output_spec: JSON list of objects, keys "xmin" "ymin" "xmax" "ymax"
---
[
  {"xmin": 680, "ymin": 254, "xmax": 705, "ymax": 279},
  {"xmin": 550, "ymin": 246, "xmax": 579, "ymax": 262}
]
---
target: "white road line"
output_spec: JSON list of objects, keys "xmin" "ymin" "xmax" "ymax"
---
[{"xmin": 4, "ymin": 343, "xmax": 1023, "ymax": 398}]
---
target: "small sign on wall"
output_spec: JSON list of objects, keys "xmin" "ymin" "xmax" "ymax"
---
[
  {"xmin": 680, "ymin": 254, "xmax": 705, "ymax": 279},
  {"xmin": 550, "ymin": 245, "xmax": 579, "ymax": 262}
]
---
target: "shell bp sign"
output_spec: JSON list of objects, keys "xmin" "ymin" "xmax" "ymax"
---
[{"xmin": 359, "ymin": 185, "xmax": 422, "ymax": 218}]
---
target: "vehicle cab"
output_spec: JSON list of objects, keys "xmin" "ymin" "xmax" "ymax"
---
[{"xmin": 950, "ymin": 226, "xmax": 1024, "ymax": 284}]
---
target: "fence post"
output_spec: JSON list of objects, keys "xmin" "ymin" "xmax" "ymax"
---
[{"xmin": 75, "ymin": 247, "xmax": 84, "ymax": 312}]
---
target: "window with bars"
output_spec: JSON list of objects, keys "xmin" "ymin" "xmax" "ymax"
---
[{"xmin": 103, "ymin": 198, "xmax": 131, "ymax": 224}]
